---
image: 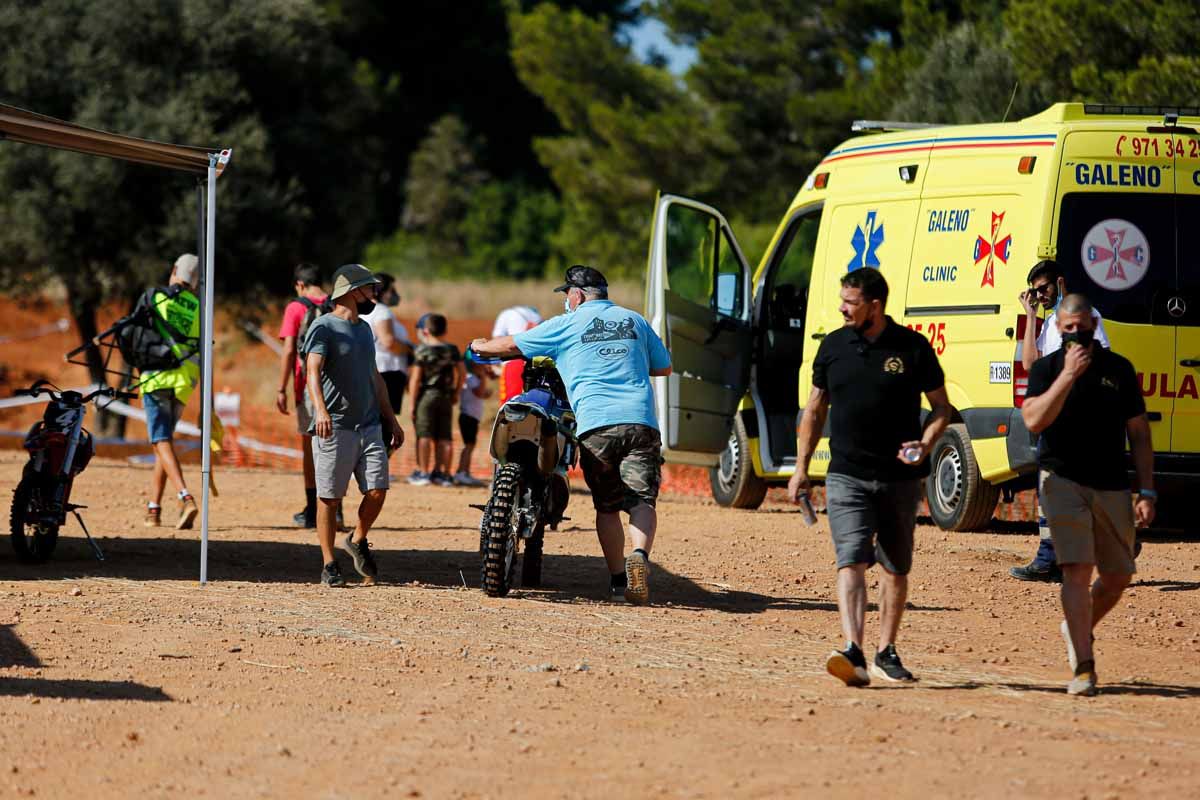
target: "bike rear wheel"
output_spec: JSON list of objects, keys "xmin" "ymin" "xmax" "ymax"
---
[
  {"xmin": 10, "ymin": 473, "xmax": 59, "ymax": 564},
  {"xmin": 481, "ymin": 463, "xmax": 522, "ymax": 597}
]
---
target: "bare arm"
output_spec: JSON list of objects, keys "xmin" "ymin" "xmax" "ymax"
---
[
  {"xmin": 277, "ymin": 336, "xmax": 297, "ymax": 414},
  {"xmin": 470, "ymin": 335, "xmax": 523, "ymax": 360},
  {"xmin": 787, "ymin": 386, "xmax": 830, "ymax": 503},
  {"xmin": 901, "ymin": 386, "xmax": 953, "ymax": 464},
  {"xmin": 305, "ymin": 352, "xmax": 331, "ymax": 438},
  {"xmin": 451, "ymin": 362, "xmax": 465, "ymax": 406},
  {"xmin": 371, "ymin": 319, "xmax": 411, "ymax": 357},
  {"xmin": 1020, "ymin": 291, "xmax": 1040, "ymax": 372},
  {"xmin": 650, "ymin": 366, "xmax": 672, "ymax": 377},
  {"xmin": 407, "ymin": 366, "xmax": 423, "ymax": 418},
  {"xmin": 1127, "ymin": 414, "xmax": 1156, "ymax": 527}
]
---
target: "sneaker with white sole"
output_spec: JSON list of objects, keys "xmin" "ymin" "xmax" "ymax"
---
[
  {"xmin": 870, "ymin": 644, "xmax": 916, "ymax": 683},
  {"xmin": 1068, "ymin": 660, "xmax": 1098, "ymax": 696},
  {"xmin": 408, "ymin": 470, "xmax": 431, "ymax": 486},
  {"xmin": 826, "ymin": 644, "xmax": 870, "ymax": 687},
  {"xmin": 624, "ymin": 550, "xmax": 651, "ymax": 605},
  {"xmin": 340, "ymin": 534, "xmax": 378, "ymax": 579}
]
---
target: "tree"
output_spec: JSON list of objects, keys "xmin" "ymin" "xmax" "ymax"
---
[
  {"xmin": 0, "ymin": 0, "xmax": 376, "ymax": 432},
  {"xmin": 401, "ymin": 115, "xmax": 489, "ymax": 252}
]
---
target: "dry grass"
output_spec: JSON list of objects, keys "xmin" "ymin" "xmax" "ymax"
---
[{"xmin": 387, "ymin": 277, "xmax": 644, "ymax": 320}]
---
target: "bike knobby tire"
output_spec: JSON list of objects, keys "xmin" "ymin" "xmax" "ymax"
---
[
  {"xmin": 11, "ymin": 473, "xmax": 59, "ymax": 563},
  {"xmin": 481, "ymin": 463, "xmax": 522, "ymax": 597}
]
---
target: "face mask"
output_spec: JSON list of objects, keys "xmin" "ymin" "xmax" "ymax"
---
[
  {"xmin": 356, "ymin": 296, "xmax": 376, "ymax": 315},
  {"xmin": 1061, "ymin": 328, "xmax": 1094, "ymax": 350},
  {"xmin": 563, "ymin": 298, "xmax": 574, "ymax": 314}
]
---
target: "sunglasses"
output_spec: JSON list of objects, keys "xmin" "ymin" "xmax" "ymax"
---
[{"xmin": 1032, "ymin": 283, "xmax": 1056, "ymax": 296}]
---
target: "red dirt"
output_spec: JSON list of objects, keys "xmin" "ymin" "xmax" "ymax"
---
[{"xmin": 1, "ymin": 450, "xmax": 1199, "ymax": 798}]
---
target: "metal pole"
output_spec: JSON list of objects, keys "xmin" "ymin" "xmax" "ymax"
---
[{"xmin": 199, "ymin": 157, "xmax": 217, "ymax": 585}]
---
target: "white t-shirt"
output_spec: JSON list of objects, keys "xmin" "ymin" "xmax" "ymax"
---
[
  {"xmin": 492, "ymin": 305, "xmax": 542, "ymax": 338},
  {"xmin": 1036, "ymin": 307, "xmax": 1110, "ymax": 356},
  {"xmin": 460, "ymin": 373, "xmax": 485, "ymax": 420},
  {"xmin": 362, "ymin": 304, "xmax": 411, "ymax": 374}
]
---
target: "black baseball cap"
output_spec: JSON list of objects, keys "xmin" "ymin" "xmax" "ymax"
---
[{"xmin": 554, "ymin": 264, "xmax": 608, "ymax": 293}]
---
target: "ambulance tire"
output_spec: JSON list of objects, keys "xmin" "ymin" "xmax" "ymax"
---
[
  {"xmin": 710, "ymin": 415, "xmax": 768, "ymax": 509},
  {"xmin": 926, "ymin": 424, "xmax": 1000, "ymax": 532}
]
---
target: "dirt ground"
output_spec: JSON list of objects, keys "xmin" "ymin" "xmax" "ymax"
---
[{"xmin": 1, "ymin": 452, "xmax": 1199, "ymax": 799}]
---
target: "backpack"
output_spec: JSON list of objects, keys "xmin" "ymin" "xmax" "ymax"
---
[
  {"xmin": 114, "ymin": 285, "xmax": 196, "ymax": 372},
  {"xmin": 295, "ymin": 296, "xmax": 333, "ymax": 359}
]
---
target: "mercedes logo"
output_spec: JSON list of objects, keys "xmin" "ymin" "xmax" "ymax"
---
[{"xmin": 1168, "ymin": 296, "xmax": 1188, "ymax": 318}]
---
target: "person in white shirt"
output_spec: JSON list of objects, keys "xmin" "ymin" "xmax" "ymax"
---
[
  {"xmin": 362, "ymin": 274, "xmax": 412, "ymax": 415},
  {"xmin": 454, "ymin": 359, "xmax": 492, "ymax": 486},
  {"xmin": 492, "ymin": 305, "xmax": 542, "ymax": 338},
  {"xmin": 1013, "ymin": 259, "xmax": 1111, "ymax": 583}
]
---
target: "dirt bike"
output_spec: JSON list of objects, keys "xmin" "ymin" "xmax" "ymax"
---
[
  {"xmin": 9, "ymin": 380, "xmax": 135, "ymax": 563},
  {"xmin": 471, "ymin": 355, "xmax": 577, "ymax": 597}
]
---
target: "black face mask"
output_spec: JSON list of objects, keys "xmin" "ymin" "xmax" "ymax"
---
[
  {"xmin": 1061, "ymin": 328, "xmax": 1094, "ymax": 350},
  {"xmin": 356, "ymin": 299, "xmax": 376, "ymax": 315}
]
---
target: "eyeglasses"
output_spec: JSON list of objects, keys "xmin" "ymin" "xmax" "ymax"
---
[{"xmin": 1032, "ymin": 283, "xmax": 1056, "ymax": 296}]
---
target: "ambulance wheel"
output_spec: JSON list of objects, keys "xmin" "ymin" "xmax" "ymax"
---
[
  {"xmin": 710, "ymin": 415, "xmax": 768, "ymax": 509},
  {"xmin": 926, "ymin": 424, "xmax": 1000, "ymax": 532}
]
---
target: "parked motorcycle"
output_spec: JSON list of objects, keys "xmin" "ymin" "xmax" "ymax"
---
[
  {"xmin": 9, "ymin": 380, "xmax": 135, "ymax": 563},
  {"xmin": 473, "ymin": 356, "xmax": 577, "ymax": 597}
]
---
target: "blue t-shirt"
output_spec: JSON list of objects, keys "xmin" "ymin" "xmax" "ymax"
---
[{"xmin": 513, "ymin": 300, "xmax": 671, "ymax": 436}]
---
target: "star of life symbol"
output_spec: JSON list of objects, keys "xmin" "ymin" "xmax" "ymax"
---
[
  {"xmin": 972, "ymin": 211, "xmax": 1012, "ymax": 288},
  {"xmin": 1081, "ymin": 218, "xmax": 1149, "ymax": 290},
  {"xmin": 848, "ymin": 210, "xmax": 884, "ymax": 271}
]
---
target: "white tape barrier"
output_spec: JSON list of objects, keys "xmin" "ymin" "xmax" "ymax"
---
[
  {"xmin": 240, "ymin": 320, "xmax": 285, "ymax": 356},
  {"xmin": 2, "ymin": 389, "xmax": 303, "ymax": 461},
  {"xmin": 0, "ymin": 318, "xmax": 70, "ymax": 345}
]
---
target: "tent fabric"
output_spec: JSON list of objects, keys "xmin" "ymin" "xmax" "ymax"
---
[{"xmin": 0, "ymin": 102, "xmax": 221, "ymax": 174}]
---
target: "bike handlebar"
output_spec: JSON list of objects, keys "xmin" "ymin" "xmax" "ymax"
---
[{"xmin": 13, "ymin": 383, "xmax": 137, "ymax": 403}]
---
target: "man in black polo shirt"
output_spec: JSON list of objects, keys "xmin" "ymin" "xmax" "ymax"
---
[
  {"xmin": 1022, "ymin": 294, "xmax": 1155, "ymax": 696},
  {"xmin": 788, "ymin": 268, "xmax": 952, "ymax": 686}
]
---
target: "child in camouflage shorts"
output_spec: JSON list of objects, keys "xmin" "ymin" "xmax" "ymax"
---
[{"xmin": 407, "ymin": 313, "xmax": 464, "ymax": 486}]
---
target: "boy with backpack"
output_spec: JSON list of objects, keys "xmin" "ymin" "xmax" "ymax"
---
[
  {"xmin": 407, "ymin": 313, "xmax": 464, "ymax": 487},
  {"xmin": 140, "ymin": 254, "xmax": 202, "ymax": 529},
  {"xmin": 277, "ymin": 263, "xmax": 329, "ymax": 527}
]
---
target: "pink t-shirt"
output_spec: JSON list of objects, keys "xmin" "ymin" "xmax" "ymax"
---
[{"xmin": 279, "ymin": 295, "xmax": 328, "ymax": 395}]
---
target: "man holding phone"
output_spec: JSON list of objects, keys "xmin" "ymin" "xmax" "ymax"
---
[{"xmin": 1013, "ymin": 260, "xmax": 1111, "ymax": 583}]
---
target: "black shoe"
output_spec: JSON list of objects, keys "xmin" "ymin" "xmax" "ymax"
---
[
  {"xmin": 826, "ymin": 643, "xmax": 870, "ymax": 687},
  {"xmin": 1009, "ymin": 561, "xmax": 1062, "ymax": 583},
  {"xmin": 870, "ymin": 644, "xmax": 917, "ymax": 683},
  {"xmin": 609, "ymin": 573, "xmax": 627, "ymax": 600},
  {"xmin": 292, "ymin": 509, "xmax": 316, "ymax": 529},
  {"xmin": 341, "ymin": 534, "xmax": 378, "ymax": 579},
  {"xmin": 321, "ymin": 561, "xmax": 346, "ymax": 587}
]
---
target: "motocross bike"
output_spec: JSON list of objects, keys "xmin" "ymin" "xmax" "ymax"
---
[
  {"xmin": 9, "ymin": 380, "xmax": 135, "ymax": 563},
  {"xmin": 472, "ymin": 356, "xmax": 577, "ymax": 597}
]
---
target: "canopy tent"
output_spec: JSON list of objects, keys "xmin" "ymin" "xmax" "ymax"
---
[{"xmin": 0, "ymin": 101, "xmax": 231, "ymax": 584}]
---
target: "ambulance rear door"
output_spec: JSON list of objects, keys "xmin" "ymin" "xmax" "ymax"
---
[
  {"xmin": 1170, "ymin": 125, "xmax": 1200, "ymax": 454},
  {"xmin": 645, "ymin": 194, "xmax": 755, "ymax": 466},
  {"xmin": 1053, "ymin": 127, "xmax": 1175, "ymax": 452}
]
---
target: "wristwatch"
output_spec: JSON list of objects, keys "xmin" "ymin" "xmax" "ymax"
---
[{"xmin": 1137, "ymin": 489, "xmax": 1158, "ymax": 501}]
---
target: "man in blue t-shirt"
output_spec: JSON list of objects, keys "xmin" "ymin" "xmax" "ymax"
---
[{"xmin": 470, "ymin": 265, "xmax": 672, "ymax": 604}]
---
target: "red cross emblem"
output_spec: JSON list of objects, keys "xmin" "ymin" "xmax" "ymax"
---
[
  {"xmin": 1089, "ymin": 227, "xmax": 1142, "ymax": 282},
  {"xmin": 973, "ymin": 211, "xmax": 1012, "ymax": 288}
]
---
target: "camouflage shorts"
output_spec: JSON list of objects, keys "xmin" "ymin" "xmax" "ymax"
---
[{"xmin": 578, "ymin": 424, "xmax": 663, "ymax": 513}]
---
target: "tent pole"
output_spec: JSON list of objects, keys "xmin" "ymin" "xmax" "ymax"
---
[{"xmin": 199, "ymin": 156, "xmax": 217, "ymax": 585}]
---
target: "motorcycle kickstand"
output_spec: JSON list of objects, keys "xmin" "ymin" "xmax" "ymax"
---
[{"xmin": 69, "ymin": 507, "xmax": 105, "ymax": 562}]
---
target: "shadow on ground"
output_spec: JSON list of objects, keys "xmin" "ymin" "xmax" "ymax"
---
[
  {"xmin": 924, "ymin": 679, "xmax": 1200, "ymax": 699},
  {"xmin": 0, "ymin": 535, "xmax": 960, "ymax": 616},
  {"xmin": 0, "ymin": 624, "xmax": 170, "ymax": 702}
]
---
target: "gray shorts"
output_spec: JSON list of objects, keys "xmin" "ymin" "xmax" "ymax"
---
[
  {"xmin": 825, "ymin": 473, "xmax": 922, "ymax": 575},
  {"xmin": 312, "ymin": 423, "xmax": 390, "ymax": 499},
  {"xmin": 295, "ymin": 392, "xmax": 313, "ymax": 435}
]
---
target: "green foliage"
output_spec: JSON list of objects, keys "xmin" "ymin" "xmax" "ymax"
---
[{"xmin": 402, "ymin": 115, "xmax": 489, "ymax": 250}]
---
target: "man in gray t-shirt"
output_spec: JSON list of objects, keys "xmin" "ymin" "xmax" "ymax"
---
[{"xmin": 304, "ymin": 264, "xmax": 405, "ymax": 588}]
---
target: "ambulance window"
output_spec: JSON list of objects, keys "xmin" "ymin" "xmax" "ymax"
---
[
  {"xmin": 767, "ymin": 210, "xmax": 822, "ymax": 329},
  {"xmin": 665, "ymin": 204, "xmax": 719, "ymax": 309},
  {"xmin": 715, "ymin": 230, "xmax": 744, "ymax": 318},
  {"xmin": 1055, "ymin": 193, "xmax": 1175, "ymax": 325}
]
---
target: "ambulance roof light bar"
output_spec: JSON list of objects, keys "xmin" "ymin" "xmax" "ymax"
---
[
  {"xmin": 850, "ymin": 120, "xmax": 944, "ymax": 133},
  {"xmin": 1083, "ymin": 104, "xmax": 1200, "ymax": 117}
]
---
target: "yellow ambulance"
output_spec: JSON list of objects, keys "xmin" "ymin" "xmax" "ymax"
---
[{"xmin": 645, "ymin": 102, "xmax": 1198, "ymax": 530}]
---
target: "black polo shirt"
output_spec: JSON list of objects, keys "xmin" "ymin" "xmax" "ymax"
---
[
  {"xmin": 812, "ymin": 317, "xmax": 945, "ymax": 482},
  {"xmin": 1025, "ymin": 346, "xmax": 1144, "ymax": 491}
]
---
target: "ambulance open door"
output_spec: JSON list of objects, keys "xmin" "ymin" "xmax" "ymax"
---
[{"xmin": 645, "ymin": 194, "xmax": 755, "ymax": 466}]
